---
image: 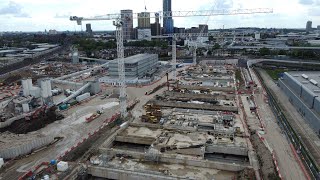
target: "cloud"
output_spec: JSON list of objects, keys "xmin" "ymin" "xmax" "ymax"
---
[
  {"xmin": 0, "ymin": 1, "xmax": 30, "ymax": 17},
  {"xmin": 55, "ymin": 13, "xmax": 71, "ymax": 19},
  {"xmin": 299, "ymin": 0, "xmax": 314, "ymax": 5},
  {"xmin": 14, "ymin": 12, "xmax": 30, "ymax": 18},
  {"xmin": 308, "ymin": 7, "xmax": 320, "ymax": 16}
]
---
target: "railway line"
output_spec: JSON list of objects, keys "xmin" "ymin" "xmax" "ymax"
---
[{"xmin": 254, "ymin": 68, "xmax": 320, "ymax": 179}]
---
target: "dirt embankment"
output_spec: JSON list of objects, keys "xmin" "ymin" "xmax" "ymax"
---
[
  {"xmin": 250, "ymin": 133, "xmax": 280, "ymax": 180},
  {"xmin": 0, "ymin": 106, "xmax": 64, "ymax": 134}
]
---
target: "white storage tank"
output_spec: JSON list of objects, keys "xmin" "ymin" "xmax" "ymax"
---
[
  {"xmin": 41, "ymin": 81, "xmax": 49, "ymax": 98},
  {"xmin": 46, "ymin": 80, "xmax": 52, "ymax": 97},
  {"xmin": 76, "ymin": 93, "xmax": 90, "ymax": 102},
  {"xmin": 30, "ymin": 87, "xmax": 41, "ymax": 98},
  {"xmin": 22, "ymin": 103, "xmax": 30, "ymax": 113},
  {"xmin": 0, "ymin": 158, "xmax": 4, "ymax": 168},
  {"xmin": 27, "ymin": 79, "xmax": 33, "ymax": 91},
  {"xmin": 57, "ymin": 161, "xmax": 68, "ymax": 172},
  {"xmin": 22, "ymin": 79, "xmax": 30, "ymax": 96}
]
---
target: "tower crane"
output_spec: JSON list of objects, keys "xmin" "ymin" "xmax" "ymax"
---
[{"xmin": 70, "ymin": 8, "xmax": 273, "ymax": 118}]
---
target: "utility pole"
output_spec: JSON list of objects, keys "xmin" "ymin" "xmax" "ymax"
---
[{"xmin": 172, "ymin": 37, "xmax": 177, "ymax": 80}]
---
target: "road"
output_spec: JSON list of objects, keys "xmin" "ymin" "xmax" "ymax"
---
[{"xmin": 251, "ymin": 68, "xmax": 307, "ymax": 180}]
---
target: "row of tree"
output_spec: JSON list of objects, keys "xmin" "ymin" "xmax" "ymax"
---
[{"xmin": 258, "ymin": 47, "xmax": 318, "ymax": 59}]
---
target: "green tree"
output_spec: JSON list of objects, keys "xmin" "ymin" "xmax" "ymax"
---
[
  {"xmin": 259, "ymin": 47, "xmax": 270, "ymax": 56},
  {"xmin": 278, "ymin": 50, "xmax": 287, "ymax": 55},
  {"xmin": 208, "ymin": 36, "xmax": 214, "ymax": 42},
  {"xmin": 213, "ymin": 43, "xmax": 220, "ymax": 49}
]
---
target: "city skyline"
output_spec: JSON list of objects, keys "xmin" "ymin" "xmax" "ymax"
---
[{"xmin": 1, "ymin": 0, "xmax": 320, "ymax": 32}]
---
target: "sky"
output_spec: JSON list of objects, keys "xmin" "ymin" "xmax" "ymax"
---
[{"xmin": 0, "ymin": 0, "xmax": 319, "ymax": 32}]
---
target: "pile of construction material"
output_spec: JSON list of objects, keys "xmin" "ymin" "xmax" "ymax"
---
[
  {"xmin": 145, "ymin": 82, "xmax": 167, "ymax": 95},
  {"xmin": 141, "ymin": 104, "xmax": 162, "ymax": 123}
]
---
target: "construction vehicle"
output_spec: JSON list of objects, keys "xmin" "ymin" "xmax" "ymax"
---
[
  {"xmin": 141, "ymin": 104, "xmax": 162, "ymax": 123},
  {"xmin": 86, "ymin": 110, "xmax": 103, "ymax": 123}
]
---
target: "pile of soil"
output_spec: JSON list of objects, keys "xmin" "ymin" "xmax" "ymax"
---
[
  {"xmin": 0, "ymin": 106, "xmax": 64, "ymax": 134},
  {"xmin": 237, "ymin": 168, "xmax": 256, "ymax": 180},
  {"xmin": 250, "ymin": 133, "xmax": 279, "ymax": 180}
]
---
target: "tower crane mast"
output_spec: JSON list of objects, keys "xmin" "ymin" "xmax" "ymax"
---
[{"xmin": 70, "ymin": 8, "xmax": 273, "ymax": 118}]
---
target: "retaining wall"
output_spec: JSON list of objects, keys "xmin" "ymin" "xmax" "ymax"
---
[
  {"xmin": 115, "ymin": 136, "xmax": 155, "ymax": 145},
  {"xmin": 0, "ymin": 136, "xmax": 53, "ymax": 159},
  {"xmin": 206, "ymin": 144, "xmax": 248, "ymax": 156},
  {"xmin": 88, "ymin": 166, "xmax": 179, "ymax": 180},
  {"xmin": 152, "ymin": 100, "xmax": 238, "ymax": 112},
  {"xmin": 178, "ymin": 85, "xmax": 235, "ymax": 92},
  {"xmin": 99, "ymin": 148, "xmax": 250, "ymax": 172},
  {"xmin": 279, "ymin": 79, "xmax": 320, "ymax": 133}
]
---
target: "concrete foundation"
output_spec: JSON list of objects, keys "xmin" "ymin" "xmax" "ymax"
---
[
  {"xmin": 178, "ymin": 85, "xmax": 235, "ymax": 92},
  {"xmin": 164, "ymin": 91, "xmax": 235, "ymax": 101},
  {"xmin": 99, "ymin": 148, "xmax": 250, "ymax": 172},
  {"xmin": 152, "ymin": 100, "xmax": 238, "ymax": 112},
  {"xmin": 115, "ymin": 136, "xmax": 155, "ymax": 145},
  {"xmin": 88, "ymin": 166, "xmax": 179, "ymax": 180}
]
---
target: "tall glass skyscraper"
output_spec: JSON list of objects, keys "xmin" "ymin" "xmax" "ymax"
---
[{"xmin": 163, "ymin": 0, "xmax": 174, "ymax": 34}]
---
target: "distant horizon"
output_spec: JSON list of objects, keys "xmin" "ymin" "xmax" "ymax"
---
[
  {"xmin": 1, "ymin": 0, "xmax": 320, "ymax": 32},
  {"xmin": 0, "ymin": 27, "xmax": 310, "ymax": 33}
]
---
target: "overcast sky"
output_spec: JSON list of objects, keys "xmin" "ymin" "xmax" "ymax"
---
[{"xmin": 0, "ymin": 0, "xmax": 319, "ymax": 32}]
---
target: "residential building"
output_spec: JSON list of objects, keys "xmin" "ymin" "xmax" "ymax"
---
[
  {"xmin": 86, "ymin": 23, "xmax": 93, "ymax": 34},
  {"xmin": 138, "ymin": 12, "xmax": 151, "ymax": 28},
  {"xmin": 199, "ymin": 24, "xmax": 208, "ymax": 33},
  {"xmin": 306, "ymin": 21, "xmax": 312, "ymax": 32},
  {"xmin": 151, "ymin": 23, "xmax": 161, "ymax": 36},
  {"xmin": 121, "ymin": 9, "xmax": 133, "ymax": 40}
]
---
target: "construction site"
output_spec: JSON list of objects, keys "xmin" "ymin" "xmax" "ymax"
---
[{"xmin": 1, "ymin": 1, "xmax": 320, "ymax": 180}]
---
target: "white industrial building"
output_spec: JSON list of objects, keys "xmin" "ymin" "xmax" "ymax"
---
[
  {"xmin": 279, "ymin": 72, "xmax": 320, "ymax": 134},
  {"xmin": 107, "ymin": 54, "xmax": 158, "ymax": 78},
  {"xmin": 100, "ymin": 54, "xmax": 159, "ymax": 85}
]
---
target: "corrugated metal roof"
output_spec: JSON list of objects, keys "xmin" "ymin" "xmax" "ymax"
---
[{"xmin": 289, "ymin": 71, "xmax": 320, "ymax": 95}]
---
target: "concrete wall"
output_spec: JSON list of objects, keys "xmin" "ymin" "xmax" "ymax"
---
[
  {"xmin": 205, "ymin": 144, "xmax": 248, "ymax": 156},
  {"xmin": 314, "ymin": 97, "xmax": 320, "ymax": 116},
  {"xmin": 301, "ymin": 85, "xmax": 317, "ymax": 108},
  {"xmin": 115, "ymin": 136, "xmax": 155, "ymax": 145},
  {"xmin": 282, "ymin": 73, "xmax": 302, "ymax": 96},
  {"xmin": 0, "ymin": 136, "xmax": 53, "ymax": 159},
  {"xmin": 88, "ymin": 166, "xmax": 179, "ymax": 180},
  {"xmin": 100, "ymin": 148, "xmax": 250, "ymax": 172},
  {"xmin": 152, "ymin": 100, "xmax": 238, "ymax": 112},
  {"xmin": 279, "ymin": 79, "xmax": 320, "ymax": 133},
  {"xmin": 178, "ymin": 85, "xmax": 234, "ymax": 92},
  {"xmin": 164, "ymin": 91, "xmax": 235, "ymax": 101}
]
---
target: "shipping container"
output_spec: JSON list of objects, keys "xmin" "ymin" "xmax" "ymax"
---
[
  {"xmin": 59, "ymin": 104, "xmax": 69, "ymax": 110},
  {"xmin": 76, "ymin": 93, "xmax": 91, "ymax": 102}
]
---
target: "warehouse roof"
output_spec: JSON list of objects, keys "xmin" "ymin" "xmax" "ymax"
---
[{"xmin": 288, "ymin": 71, "xmax": 320, "ymax": 95}]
